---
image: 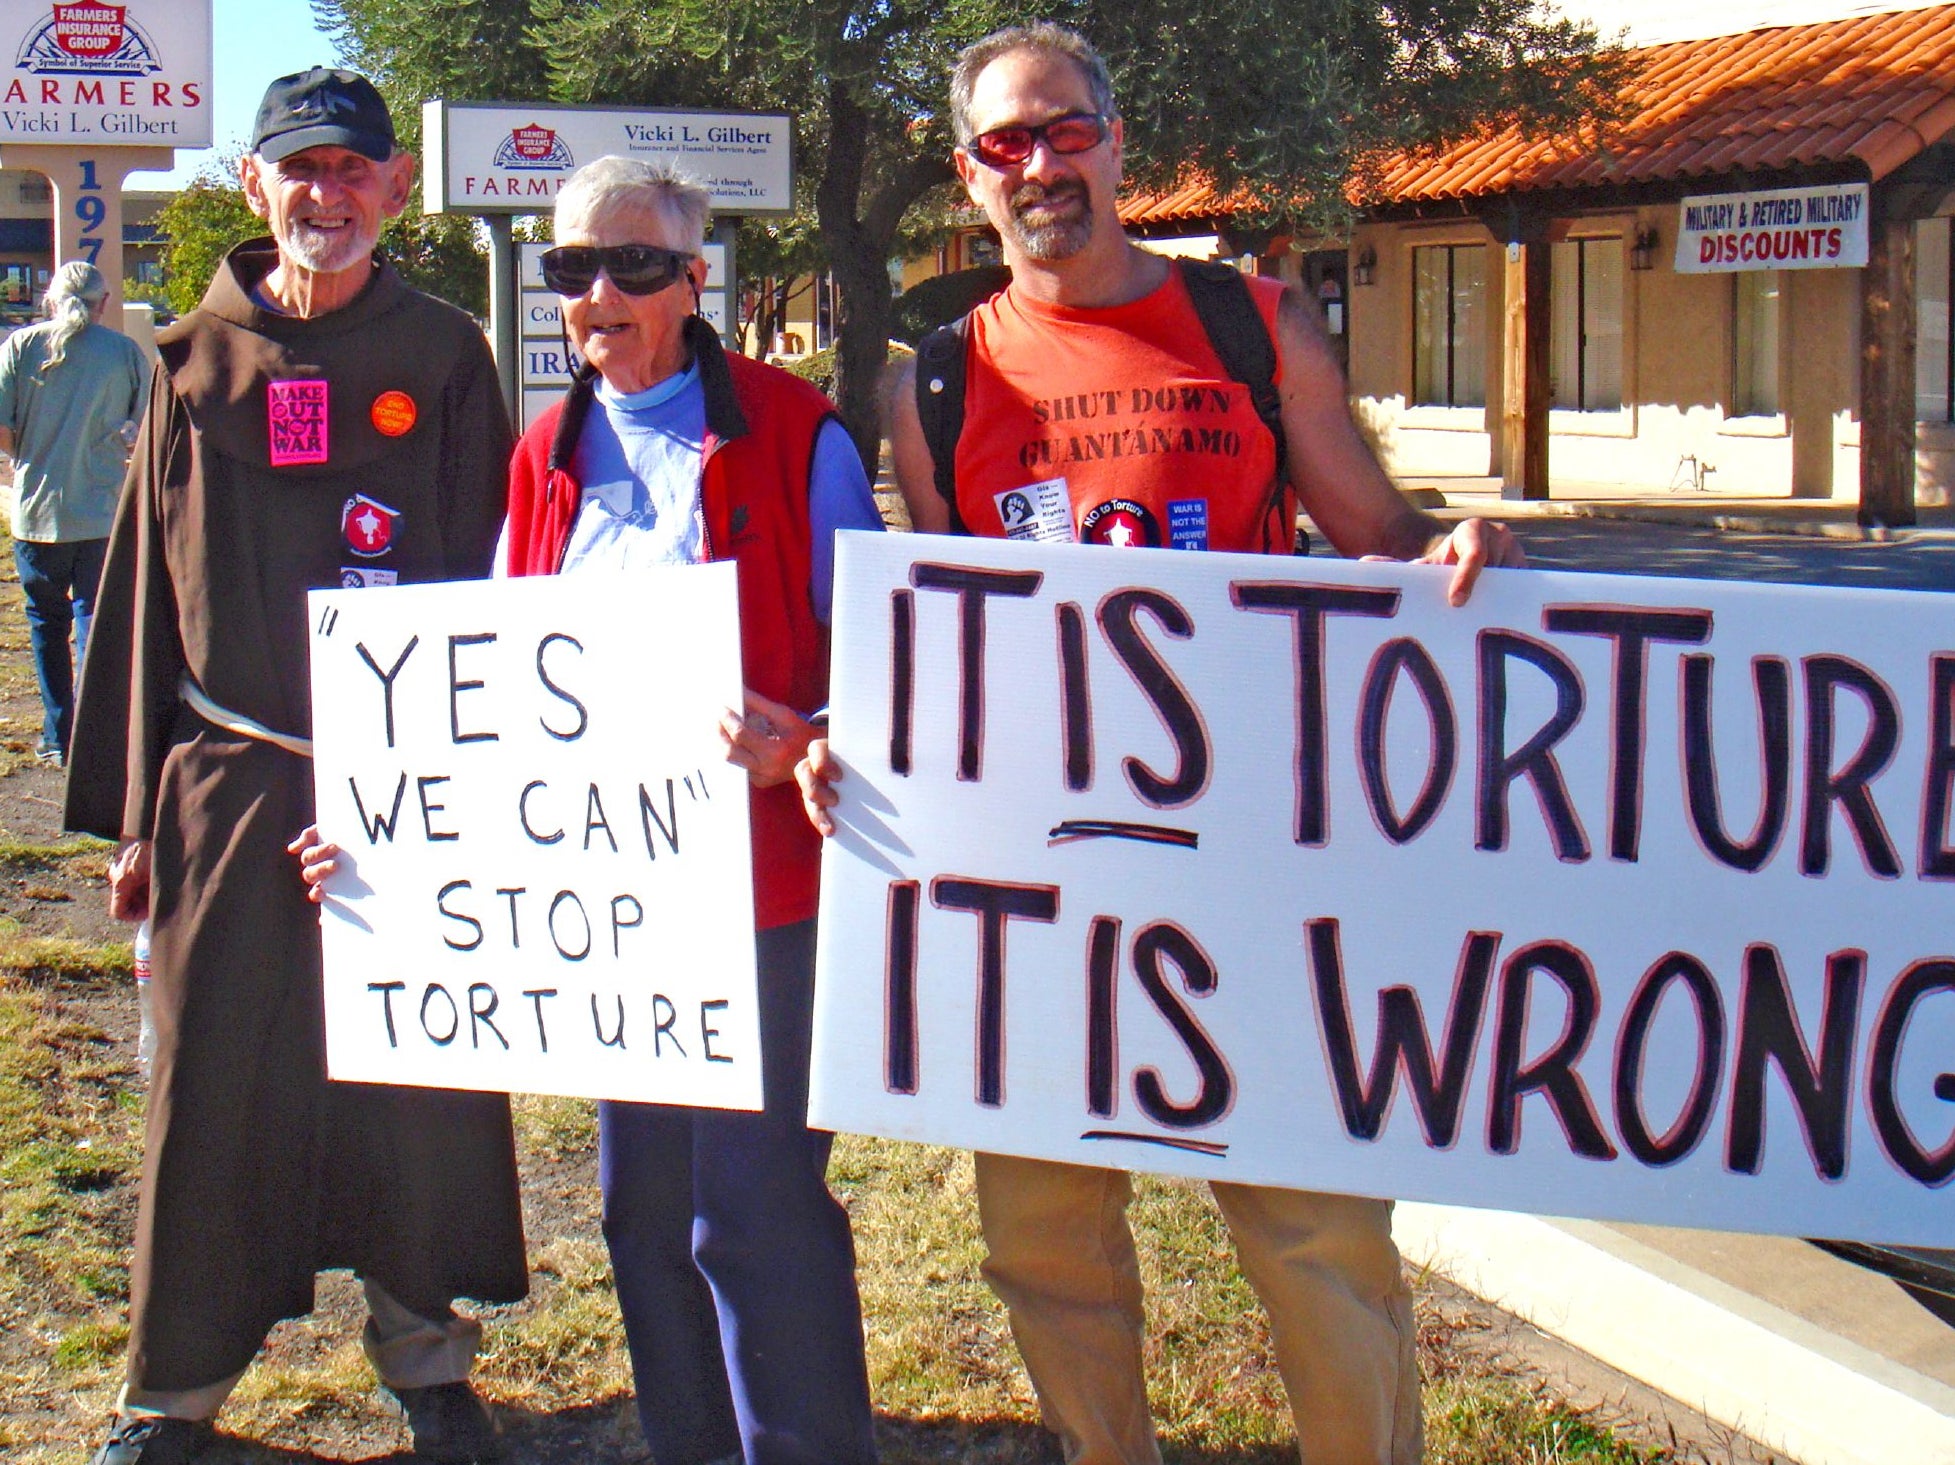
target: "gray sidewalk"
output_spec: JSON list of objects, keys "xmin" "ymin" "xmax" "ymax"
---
[
  {"xmin": 1396, "ymin": 1208, "xmax": 1955, "ymax": 1465},
  {"xmin": 1400, "ymin": 472, "xmax": 1955, "ymax": 542}
]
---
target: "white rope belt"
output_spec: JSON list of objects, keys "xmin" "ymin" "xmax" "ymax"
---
[{"xmin": 179, "ymin": 674, "xmax": 314, "ymax": 758}]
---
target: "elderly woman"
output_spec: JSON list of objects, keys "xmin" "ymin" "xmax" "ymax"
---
[
  {"xmin": 504, "ymin": 157, "xmax": 881, "ymax": 1465},
  {"xmin": 305, "ymin": 155, "xmax": 880, "ymax": 1463},
  {"xmin": 296, "ymin": 155, "xmax": 880, "ymax": 1461}
]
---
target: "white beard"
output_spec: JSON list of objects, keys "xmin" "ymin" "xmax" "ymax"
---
[{"xmin": 283, "ymin": 219, "xmax": 379, "ymax": 275}]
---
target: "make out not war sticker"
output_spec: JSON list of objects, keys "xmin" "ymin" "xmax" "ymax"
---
[{"xmin": 268, "ymin": 379, "xmax": 330, "ymax": 466}]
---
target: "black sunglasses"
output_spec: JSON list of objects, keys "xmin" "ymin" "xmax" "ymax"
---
[
  {"xmin": 540, "ymin": 243, "xmax": 695, "ymax": 297},
  {"xmin": 966, "ymin": 111, "xmax": 1109, "ymax": 169}
]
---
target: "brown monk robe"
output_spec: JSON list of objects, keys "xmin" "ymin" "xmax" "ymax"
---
[{"xmin": 65, "ymin": 238, "xmax": 528, "ymax": 1394}]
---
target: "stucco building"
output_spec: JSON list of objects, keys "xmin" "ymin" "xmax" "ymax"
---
[{"xmin": 1343, "ymin": 2, "xmax": 1955, "ymax": 522}]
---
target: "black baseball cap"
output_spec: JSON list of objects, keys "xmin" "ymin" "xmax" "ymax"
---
[{"xmin": 252, "ymin": 68, "xmax": 396, "ymax": 163}]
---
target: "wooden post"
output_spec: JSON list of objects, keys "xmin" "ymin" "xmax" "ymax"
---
[
  {"xmin": 1501, "ymin": 235, "xmax": 1552, "ymax": 500},
  {"xmin": 1859, "ymin": 192, "xmax": 1917, "ymax": 528}
]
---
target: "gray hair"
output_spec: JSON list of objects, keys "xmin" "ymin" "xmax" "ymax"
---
[
  {"xmin": 949, "ymin": 22, "xmax": 1118, "ymax": 144},
  {"xmin": 41, "ymin": 260, "xmax": 106, "ymax": 373},
  {"xmin": 555, "ymin": 155, "xmax": 711, "ymax": 251}
]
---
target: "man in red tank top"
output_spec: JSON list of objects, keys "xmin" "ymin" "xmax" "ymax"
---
[{"xmin": 806, "ymin": 22, "xmax": 1524, "ymax": 1465}]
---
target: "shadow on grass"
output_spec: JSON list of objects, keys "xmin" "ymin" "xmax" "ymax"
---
[
  {"xmin": 178, "ymin": 1403, "xmax": 1295, "ymax": 1465},
  {"xmin": 187, "ymin": 1399, "xmax": 648, "ymax": 1465},
  {"xmin": 876, "ymin": 1415, "xmax": 1297, "ymax": 1464}
]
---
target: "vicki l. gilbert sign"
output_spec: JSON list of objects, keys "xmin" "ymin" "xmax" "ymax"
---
[
  {"xmin": 808, "ymin": 533, "xmax": 1955, "ymax": 1245},
  {"xmin": 307, "ymin": 567, "xmax": 762, "ymax": 1109}
]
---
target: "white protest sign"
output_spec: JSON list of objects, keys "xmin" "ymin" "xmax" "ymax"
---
[
  {"xmin": 308, "ymin": 567, "xmax": 762, "ymax": 1109},
  {"xmin": 810, "ymin": 533, "xmax": 1955, "ymax": 1246},
  {"xmin": 1674, "ymin": 183, "xmax": 1869, "ymax": 273}
]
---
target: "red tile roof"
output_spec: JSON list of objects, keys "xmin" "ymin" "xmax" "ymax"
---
[
  {"xmin": 1370, "ymin": 5, "xmax": 1955, "ymax": 204},
  {"xmin": 1118, "ymin": 176, "xmax": 1239, "ymax": 228}
]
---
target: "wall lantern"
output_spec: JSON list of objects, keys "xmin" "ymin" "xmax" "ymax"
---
[
  {"xmin": 1630, "ymin": 225, "xmax": 1660, "ymax": 271},
  {"xmin": 1351, "ymin": 243, "xmax": 1378, "ymax": 286}
]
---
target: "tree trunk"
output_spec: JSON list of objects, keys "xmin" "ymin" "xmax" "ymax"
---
[{"xmin": 816, "ymin": 82, "xmax": 889, "ymax": 474}]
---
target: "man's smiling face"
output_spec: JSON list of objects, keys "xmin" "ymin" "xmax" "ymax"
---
[
  {"xmin": 956, "ymin": 46, "xmax": 1123, "ymax": 264},
  {"xmin": 242, "ymin": 143, "xmax": 413, "ymax": 278}
]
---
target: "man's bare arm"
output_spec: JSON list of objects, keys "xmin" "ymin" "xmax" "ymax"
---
[
  {"xmin": 884, "ymin": 352, "xmax": 952, "ymax": 535},
  {"xmin": 1272, "ymin": 289, "xmax": 1522, "ymax": 603}
]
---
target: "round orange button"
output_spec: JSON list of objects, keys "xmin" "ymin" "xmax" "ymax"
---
[{"xmin": 371, "ymin": 390, "xmax": 418, "ymax": 437}]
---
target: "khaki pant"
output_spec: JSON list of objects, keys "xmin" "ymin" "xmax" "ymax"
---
[
  {"xmin": 119, "ymin": 1278, "xmax": 479, "ymax": 1420},
  {"xmin": 975, "ymin": 1154, "xmax": 1420, "ymax": 1465}
]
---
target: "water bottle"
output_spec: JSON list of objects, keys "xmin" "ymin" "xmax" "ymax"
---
[{"xmin": 134, "ymin": 919, "xmax": 155, "ymax": 1081}]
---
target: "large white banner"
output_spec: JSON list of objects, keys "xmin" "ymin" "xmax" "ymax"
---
[
  {"xmin": 810, "ymin": 533, "xmax": 1955, "ymax": 1246},
  {"xmin": 0, "ymin": 1, "xmax": 210, "ymax": 146},
  {"xmin": 424, "ymin": 100, "xmax": 792, "ymax": 216},
  {"xmin": 308, "ymin": 568, "xmax": 763, "ymax": 1109},
  {"xmin": 1674, "ymin": 183, "xmax": 1869, "ymax": 273}
]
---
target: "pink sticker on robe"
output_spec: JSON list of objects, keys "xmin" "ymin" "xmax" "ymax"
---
[{"xmin": 268, "ymin": 379, "xmax": 329, "ymax": 466}]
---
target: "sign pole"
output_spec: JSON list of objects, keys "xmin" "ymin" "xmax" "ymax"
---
[
  {"xmin": 485, "ymin": 213, "xmax": 519, "ymax": 424},
  {"xmin": 714, "ymin": 217, "xmax": 738, "ymax": 353},
  {"xmin": 0, "ymin": 145, "xmax": 163, "ymax": 321}
]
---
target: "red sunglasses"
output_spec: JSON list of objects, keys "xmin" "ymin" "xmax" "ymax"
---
[{"xmin": 965, "ymin": 111, "xmax": 1109, "ymax": 169}]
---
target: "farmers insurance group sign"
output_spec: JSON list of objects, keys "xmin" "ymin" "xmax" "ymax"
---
[
  {"xmin": 424, "ymin": 100, "xmax": 793, "ymax": 215},
  {"xmin": 1675, "ymin": 182, "xmax": 1869, "ymax": 273},
  {"xmin": 0, "ymin": 0, "xmax": 211, "ymax": 145}
]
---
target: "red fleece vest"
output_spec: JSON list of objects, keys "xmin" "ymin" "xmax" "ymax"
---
[{"xmin": 504, "ymin": 349, "xmax": 833, "ymax": 930}]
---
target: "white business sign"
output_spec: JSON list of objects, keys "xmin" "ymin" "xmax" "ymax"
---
[
  {"xmin": 517, "ymin": 239, "xmax": 729, "ymax": 430},
  {"xmin": 425, "ymin": 99, "xmax": 793, "ymax": 216},
  {"xmin": 0, "ymin": 0, "xmax": 210, "ymax": 146},
  {"xmin": 308, "ymin": 568, "xmax": 762, "ymax": 1109},
  {"xmin": 810, "ymin": 533, "xmax": 1955, "ymax": 1246},
  {"xmin": 1674, "ymin": 183, "xmax": 1869, "ymax": 273}
]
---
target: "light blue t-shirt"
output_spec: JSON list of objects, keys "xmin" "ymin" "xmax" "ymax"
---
[
  {"xmin": 0, "ymin": 319, "xmax": 148, "ymax": 543},
  {"xmin": 541, "ymin": 362, "xmax": 882, "ymax": 622}
]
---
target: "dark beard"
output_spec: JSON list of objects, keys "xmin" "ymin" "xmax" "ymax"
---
[{"xmin": 1007, "ymin": 179, "xmax": 1092, "ymax": 260}]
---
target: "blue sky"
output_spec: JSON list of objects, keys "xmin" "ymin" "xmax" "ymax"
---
[{"xmin": 129, "ymin": 0, "xmax": 340, "ymax": 188}]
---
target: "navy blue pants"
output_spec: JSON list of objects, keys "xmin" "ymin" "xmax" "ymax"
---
[
  {"xmin": 598, "ymin": 919, "xmax": 876, "ymax": 1465},
  {"xmin": 15, "ymin": 536, "xmax": 106, "ymax": 756}
]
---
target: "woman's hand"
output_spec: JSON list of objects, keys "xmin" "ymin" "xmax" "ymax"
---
[
  {"xmin": 286, "ymin": 825, "xmax": 341, "ymax": 905},
  {"xmin": 719, "ymin": 689, "xmax": 819, "ymax": 790}
]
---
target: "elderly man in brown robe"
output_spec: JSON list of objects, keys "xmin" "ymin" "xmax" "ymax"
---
[{"xmin": 66, "ymin": 69, "xmax": 525, "ymax": 1465}]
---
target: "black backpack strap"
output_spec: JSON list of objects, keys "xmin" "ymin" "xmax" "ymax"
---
[
  {"xmin": 1176, "ymin": 256, "xmax": 1287, "ymax": 469},
  {"xmin": 1176, "ymin": 257, "xmax": 1305, "ymax": 553},
  {"xmin": 914, "ymin": 316, "xmax": 971, "ymax": 534}
]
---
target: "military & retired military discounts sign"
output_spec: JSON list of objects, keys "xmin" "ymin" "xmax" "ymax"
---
[
  {"xmin": 306, "ymin": 568, "xmax": 763, "ymax": 1109},
  {"xmin": 809, "ymin": 534, "xmax": 1955, "ymax": 1245},
  {"xmin": 0, "ymin": 0, "xmax": 210, "ymax": 145},
  {"xmin": 423, "ymin": 100, "xmax": 793, "ymax": 216},
  {"xmin": 1675, "ymin": 182, "xmax": 1869, "ymax": 273}
]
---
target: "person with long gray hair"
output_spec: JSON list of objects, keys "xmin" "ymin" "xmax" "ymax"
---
[{"xmin": 0, "ymin": 259, "xmax": 147, "ymax": 762}]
